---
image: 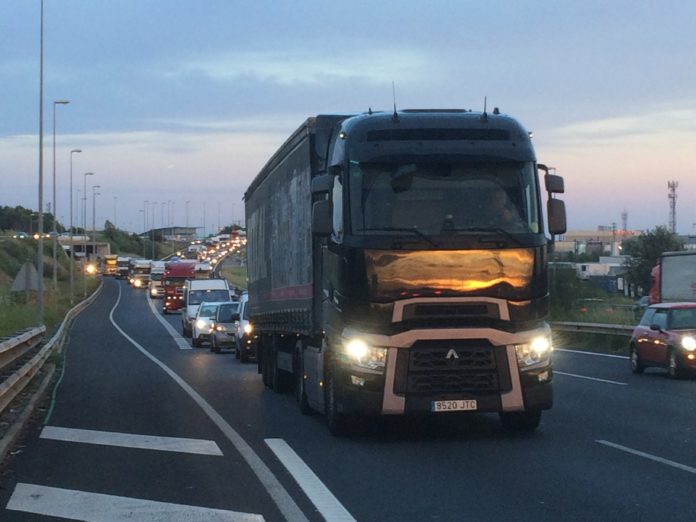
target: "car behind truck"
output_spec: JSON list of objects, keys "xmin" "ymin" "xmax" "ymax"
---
[{"xmin": 244, "ymin": 109, "xmax": 567, "ymax": 435}]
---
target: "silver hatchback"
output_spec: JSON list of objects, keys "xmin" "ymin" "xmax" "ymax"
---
[{"xmin": 210, "ymin": 301, "xmax": 241, "ymax": 353}]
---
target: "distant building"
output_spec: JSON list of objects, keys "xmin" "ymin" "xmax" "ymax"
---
[
  {"xmin": 139, "ymin": 226, "xmax": 199, "ymax": 242},
  {"xmin": 554, "ymin": 228, "xmax": 640, "ymax": 256}
]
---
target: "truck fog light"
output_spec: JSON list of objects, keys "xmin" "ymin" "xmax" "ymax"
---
[{"xmin": 351, "ymin": 376, "xmax": 366, "ymax": 386}]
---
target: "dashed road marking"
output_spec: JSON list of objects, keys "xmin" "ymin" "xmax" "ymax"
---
[
  {"xmin": 41, "ymin": 426, "xmax": 223, "ymax": 456},
  {"xmin": 7, "ymin": 483, "xmax": 264, "ymax": 521},
  {"xmin": 265, "ymin": 438, "xmax": 356, "ymax": 522},
  {"xmin": 146, "ymin": 294, "xmax": 191, "ymax": 349},
  {"xmin": 554, "ymin": 371, "xmax": 628, "ymax": 386},
  {"xmin": 597, "ymin": 440, "xmax": 696, "ymax": 474}
]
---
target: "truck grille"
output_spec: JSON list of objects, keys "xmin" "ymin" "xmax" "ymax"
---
[{"xmin": 406, "ymin": 340, "xmax": 501, "ymax": 394}]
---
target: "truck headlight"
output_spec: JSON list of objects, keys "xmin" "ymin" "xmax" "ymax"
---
[
  {"xmin": 681, "ymin": 336, "xmax": 696, "ymax": 351},
  {"xmin": 515, "ymin": 335, "xmax": 552, "ymax": 370},
  {"xmin": 196, "ymin": 319, "xmax": 207, "ymax": 329},
  {"xmin": 344, "ymin": 338, "xmax": 387, "ymax": 372},
  {"xmin": 134, "ymin": 279, "xmax": 142, "ymax": 288},
  {"xmin": 243, "ymin": 323, "xmax": 253, "ymax": 335}
]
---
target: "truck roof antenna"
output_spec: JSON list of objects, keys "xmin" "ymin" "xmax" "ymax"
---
[
  {"xmin": 392, "ymin": 81, "xmax": 399, "ymax": 122},
  {"xmin": 480, "ymin": 96, "xmax": 488, "ymax": 123}
]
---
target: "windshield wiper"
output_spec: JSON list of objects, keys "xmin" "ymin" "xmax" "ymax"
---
[
  {"xmin": 357, "ymin": 227, "xmax": 439, "ymax": 247},
  {"xmin": 446, "ymin": 227, "xmax": 523, "ymax": 246}
]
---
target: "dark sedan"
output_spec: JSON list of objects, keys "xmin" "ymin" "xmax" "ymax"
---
[{"xmin": 629, "ymin": 302, "xmax": 696, "ymax": 378}]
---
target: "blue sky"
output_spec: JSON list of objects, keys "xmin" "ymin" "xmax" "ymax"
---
[{"xmin": 2, "ymin": 1, "xmax": 696, "ymax": 235}]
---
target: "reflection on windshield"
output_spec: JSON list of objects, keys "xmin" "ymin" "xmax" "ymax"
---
[
  {"xmin": 349, "ymin": 160, "xmax": 540, "ymax": 236},
  {"xmin": 189, "ymin": 289, "xmax": 230, "ymax": 305},
  {"xmin": 669, "ymin": 309, "xmax": 696, "ymax": 329}
]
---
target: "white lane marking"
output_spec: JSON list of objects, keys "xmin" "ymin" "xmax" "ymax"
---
[
  {"xmin": 555, "ymin": 348, "xmax": 628, "ymax": 360},
  {"xmin": 41, "ymin": 426, "xmax": 223, "ymax": 456},
  {"xmin": 265, "ymin": 439, "xmax": 356, "ymax": 522},
  {"xmin": 109, "ymin": 285, "xmax": 308, "ymax": 522},
  {"xmin": 7, "ymin": 483, "xmax": 263, "ymax": 521},
  {"xmin": 554, "ymin": 371, "xmax": 628, "ymax": 386},
  {"xmin": 146, "ymin": 294, "xmax": 191, "ymax": 350},
  {"xmin": 596, "ymin": 440, "xmax": 696, "ymax": 475}
]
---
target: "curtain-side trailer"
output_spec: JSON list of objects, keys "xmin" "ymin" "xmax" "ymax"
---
[{"xmin": 244, "ymin": 110, "xmax": 567, "ymax": 435}]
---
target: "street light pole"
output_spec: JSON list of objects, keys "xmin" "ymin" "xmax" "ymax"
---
[
  {"xmin": 82, "ymin": 172, "xmax": 94, "ymax": 297},
  {"xmin": 52, "ymin": 99, "xmax": 69, "ymax": 291},
  {"xmin": 92, "ymin": 185, "xmax": 101, "ymax": 261},
  {"xmin": 69, "ymin": 148, "xmax": 81, "ymax": 305},
  {"xmin": 151, "ymin": 201, "xmax": 157, "ymax": 259},
  {"xmin": 37, "ymin": 0, "xmax": 45, "ymax": 324}
]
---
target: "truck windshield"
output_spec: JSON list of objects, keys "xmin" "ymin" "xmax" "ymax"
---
[{"xmin": 348, "ymin": 159, "xmax": 540, "ymax": 236}]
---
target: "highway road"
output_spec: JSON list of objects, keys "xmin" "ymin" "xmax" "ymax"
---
[{"xmin": 1, "ymin": 277, "xmax": 695, "ymax": 521}]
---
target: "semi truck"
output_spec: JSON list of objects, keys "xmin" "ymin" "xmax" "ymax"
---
[
  {"xmin": 149, "ymin": 260, "xmax": 166, "ymax": 298},
  {"xmin": 244, "ymin": 109, "xmax": 566, "ymax": 435},
  {"xmin": 649, "ymin": 251, "xmax": 696, "ymax": 304},
  {"xmin": 116, "ymin": 256, "xmax": 130, "ymax": 279},
  {"xmin": 103, "ymin": 254, "xmax": 118, "ymax": 276},
  {"xmin": 162, "ymin": 260, "xmax": 196, "ymax": 313}
]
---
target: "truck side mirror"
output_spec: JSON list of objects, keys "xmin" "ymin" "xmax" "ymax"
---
[
  {"xmin": 545, "ymin": 174, "xmax": 565, "ymax": 194},
  {"xmin": 311, "ymin": 174, "xmax": 334, "ymax": 195},
  {"xmin": 547, "ymin": 199, "xmax": 567, "ymax": 235},
  {"xmin": 312, "ymin": 200, "xmax": 332, "ymax": 236}
]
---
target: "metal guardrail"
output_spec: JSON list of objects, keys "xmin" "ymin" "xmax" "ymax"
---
[
  {"xmin": 551, "ymin": 321, "xmax": 634, "ymax": 336},
  {"xmin": 0, "ymin": 326, "xmax": 46, "ymax": 373},
  {"xmin": 0, "ymin": 283, "xmax": 103, "ymax": 417}
]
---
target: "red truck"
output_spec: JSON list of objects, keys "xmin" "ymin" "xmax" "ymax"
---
[{"xmin": 162, "ymin": 261, "xmax": 196, "ymax": 314}]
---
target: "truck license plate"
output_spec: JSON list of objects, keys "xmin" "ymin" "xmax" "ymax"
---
[{"xmin": 431, "ymin": 400, "xmax": 477, "ymax": 412}]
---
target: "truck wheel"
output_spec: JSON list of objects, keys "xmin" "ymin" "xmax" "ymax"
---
[
  {"xmin": 240, "ymin": 348, "xmax": 249, "ymax": 364},
  {"xmin": 499, "ymin": 410, "xmax": 542, "ymax": 431},
  {"xmin": 325, "ymin": 370, "xmax": 350, "ymax": 436},
  {"xmin": 294, "ymin": 342, "xmax": 311, "ymax": 415}
]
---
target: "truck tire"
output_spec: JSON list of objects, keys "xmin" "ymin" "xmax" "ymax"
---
[
  {"xmin": 499, "ymin": 410, "xmax": 542, "ymax": 431},
  {"xmin": 325, "ymin": 369, "xmax": 351, "ymax": 436},
  {"xmin": 294, "ymin": 342, "xmax": 311, "ymax": 415}
]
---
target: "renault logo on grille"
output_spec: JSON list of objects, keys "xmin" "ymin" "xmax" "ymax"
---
[{"xmin": 446, "ymin": 348, "xmax": 460, "ymax": 360}]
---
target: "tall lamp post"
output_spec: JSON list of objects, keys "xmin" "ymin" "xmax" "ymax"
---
[
  {"xmin": 82, "ymin": 172, "xmax": 94, "ymax": 297},
  {"xmin": 151, "ymin": 201, "xmax": 157, "ymax": 259},
  {"xmin": 92, "ymin": 185, "xmax": 101, "ymax": 262},
  {"xmin": 37, "ymin": 0, "xmax": 45, "ymax": 324},
  {"xmin": 69, "ymin": 149, "xmax": 81, "ymax": 305},
  {"xmin": 52, "ymin": 99, "xmax": 69, "ymax": 291}
]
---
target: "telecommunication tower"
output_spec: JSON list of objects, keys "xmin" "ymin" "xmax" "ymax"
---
[
  {"xmin": 621, "ymin": 209, "xmax": 628, "ymax": 234},
  {"xmin": 668, "ymin": 181, "xmax": 678, "ymax": 233}
]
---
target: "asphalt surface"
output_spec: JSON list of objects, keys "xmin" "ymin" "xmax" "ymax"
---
[{"xmin": 1, "ymin": 277, "xmax": 695, "ymax": 521}]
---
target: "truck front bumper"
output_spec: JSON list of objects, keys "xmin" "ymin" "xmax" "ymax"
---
[{"xmin": 333, "ymin": 323, "xmax": 553, "ymax": 417}]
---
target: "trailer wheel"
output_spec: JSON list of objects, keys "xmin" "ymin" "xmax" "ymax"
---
[
  {"xmin": 294, "ymin": 341, "xmax": 311, "ymax": 415},
  {"xmin": 325, "ymin": 369, "xmax": 350, "ymax": 436},
  {"xmin": 499, "ymin": 410, "xmax": 542, "ymax": 431}
]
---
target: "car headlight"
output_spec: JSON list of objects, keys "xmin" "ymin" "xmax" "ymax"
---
[
  {"xmin": 243, "ymin": 323, "xmax": 253, "ymax": 335},
  {"xmin": 215, "ymin": 324, "xmax": 226, "ymax": 332},
  {"xmin": 196, "ymin": 319, "xmax": 207, "ymax": 329},
  {"xmin": 681, "ymin": 336, "xmax": 696, "ymax": 351},
  {"xmin": 134, "ymin": 279, "xmax": 142, "ymax": 288},
  {"xmin": 515, "ymin": 335, "xmax": 553, "ymax": 370},
  {"xmin": 343, "ymin": 338, "xmax": 387, "ymax": 372}
]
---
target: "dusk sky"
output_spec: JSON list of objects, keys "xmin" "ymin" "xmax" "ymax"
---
[{"xmin": 2, "ymin": 1, "xmax": 695, "ymax": 236}]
